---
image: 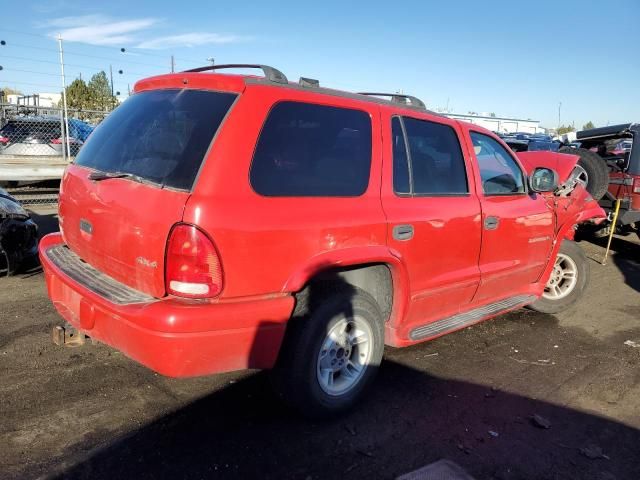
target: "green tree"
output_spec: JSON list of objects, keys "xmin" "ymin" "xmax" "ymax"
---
[
  {"xmin": 63, "ymin": 79, "xmax": 92, "ymax": 110},
  {"xmin": 557, "ymin": 124, "xmax": 575, "ymax": 135},
  {"xmin": 87, "ymin": 71, "xmax": 115, "ymax": 111},
  {"xmin": 582, "ymin": 121, "xmax": 595, "ymax": 130}
]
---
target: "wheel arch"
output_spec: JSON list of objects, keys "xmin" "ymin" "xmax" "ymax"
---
[{"xmin": 283, "ymin": 247, "xmax": 410, "ymax": 326}]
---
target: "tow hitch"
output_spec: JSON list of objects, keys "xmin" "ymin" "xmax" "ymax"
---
[{"xmin": 51, "ymin": 324, "xmax": 94, "ymax": 347}]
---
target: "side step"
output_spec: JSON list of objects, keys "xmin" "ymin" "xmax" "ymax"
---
[{"xmin": 409, "ymin": 295, "xmax": 536, "ymax": 341}]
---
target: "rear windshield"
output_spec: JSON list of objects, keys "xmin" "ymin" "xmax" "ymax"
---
[{"xmin": 74, "ymin": 89, "xmax": 236, "ymax": 190}]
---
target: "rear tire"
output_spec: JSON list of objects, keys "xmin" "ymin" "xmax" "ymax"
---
[
  {"xmin": 528, "ymin": 240, "xmax": 589, "ymax": 314},
  {"xmin": 270, "ymin": 285, "xmax": 384, "ymax": 418},
  {"xmin": 558, "ymin": 147, "xmax": 609, "ymax": 200}
]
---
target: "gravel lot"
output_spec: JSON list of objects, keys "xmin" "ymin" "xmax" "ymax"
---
[{"xmin": 1, "ymin": 207, "xmax": 639, "ymax": 480}]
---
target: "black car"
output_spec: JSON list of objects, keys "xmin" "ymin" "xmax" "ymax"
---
[{"xmin": 0, "ymin": 188, "xmax": 38, "ymax": 275}]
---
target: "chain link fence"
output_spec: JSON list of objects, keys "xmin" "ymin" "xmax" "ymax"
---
[
  {"xmin": 1, "ymin": 103, "xmax": 107, "ymax": 156},
  {"xmin": 0, "ymin": 103, "xmax": 108, "ymax": 205}
]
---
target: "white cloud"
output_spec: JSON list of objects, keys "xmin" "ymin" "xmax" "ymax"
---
[
  {"xmin": 136, "ymin": 32, "xmax": 247, "ymax": 50},
  {"xmin": 43, "ymin": 15, "xmax": 159, "ymax": 46},
  {"xmin": 39, "ymin": 15, "xmax": 248, "ymax": 50}
]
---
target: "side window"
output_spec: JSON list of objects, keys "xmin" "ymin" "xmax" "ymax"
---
[
  {"xmin": 250, "ymin": 101, "xmax": 372, "ymax": 196},
  {"xmin": 392, "ymin": 116, "xmax": 468, "ymax": 195},
  {"xmin": 392, "ymin": 117, "xmax": 410, "ymax": 194},
  {"xmin": 470, "ymin": 132, "xmax": 525, "ymax": 195}
]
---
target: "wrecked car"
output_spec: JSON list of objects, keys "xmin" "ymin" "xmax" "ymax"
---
[
  {"xmin": 0, "ymin": 187, "xmax": 38, "ymax": 275},
  {"xmin": 39, "ymin": 64, "xmax": 605, "ymax": 417}
]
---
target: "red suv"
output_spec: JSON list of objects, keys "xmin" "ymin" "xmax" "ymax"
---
[{"xmin": 40, "ymin": 64, "xmax": 605, "ymax": 416}]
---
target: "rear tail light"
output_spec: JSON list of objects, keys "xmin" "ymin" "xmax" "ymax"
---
[
  {"xmin": 51, "ymin": 137, "xmax": 80, "ymax": 144},
  {"xmin": 0, "ymin": 136, "xmax": 8, "ymax": 144},
  {"xmin": 634, "ymin": 177, "xmax": 640, "ymax": 194},
  {"xmin": 165, "ymin": 224, "xmax": 223, "ymax": 299}
]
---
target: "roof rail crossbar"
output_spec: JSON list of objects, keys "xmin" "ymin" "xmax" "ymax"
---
[
  {"xmin": 182, "ymin": 64, "xmax": 288, "ymax": 84},
  {"xmin": 357, "ymin": 92, "xmax": 426, "ymax": 109}
]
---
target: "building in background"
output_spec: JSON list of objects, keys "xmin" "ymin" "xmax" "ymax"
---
[
  {"xmin": 4, "ymin": 92, "xmax": 62, "ymax": 108},
  {"xmin": 442, "ymin": 112, "xmax": 545, "ymax": 134}
]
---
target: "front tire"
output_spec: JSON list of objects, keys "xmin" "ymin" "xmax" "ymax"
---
[
  {"xmin": 270, "ymin": 285, "xmax": 384, "ymax": 418},
  {"xmin": 529, "ymin": 240, "xmax": 589, "ymax": 314}
]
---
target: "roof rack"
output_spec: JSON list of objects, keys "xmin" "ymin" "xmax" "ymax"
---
[
  {"xmin": 182, "ymin": 64, "xmax": 288, "ymax": 85},
  {"xmin": 299, "ymin": 77, "xmax": 320, "ymax": 88},
  {"xmin": 357, "ymin": 92, "xmax": 426, "ymax": 109}
]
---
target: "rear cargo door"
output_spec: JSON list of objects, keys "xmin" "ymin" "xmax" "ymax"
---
[{"xmin": 58, "ymin": 89, "xmax": 237, "ymax": 298}]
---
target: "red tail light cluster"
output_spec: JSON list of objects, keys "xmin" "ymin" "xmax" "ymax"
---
[
  {"xmin": 0, "ymin": 136, "xmax": 9, "ymax": 144},
  {"xmin": 165, "ymin": 224, "xmax": 223, "ymax": 299},
  {"xmin": 51, "ymin": 137, "xmax": 80, "ymax": 144}
]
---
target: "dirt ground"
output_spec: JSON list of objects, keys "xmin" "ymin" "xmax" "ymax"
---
[{"xmin": 1, "ymin": 206, "xmax": 639, "ymax": 480}]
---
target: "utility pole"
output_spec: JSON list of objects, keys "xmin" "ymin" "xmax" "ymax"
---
[
  {"xmin": 207, "ymin": 57, "xmax": 215, "ymax": 66},
  {"xmin": 109, "ymin": 64, "xmax": 115, "ymax": 110},
  {"xmin": 57, "ymin": 34, "xmax": 71, "ymax": 160},
  {"xmin": 558, "ymin": 101, "xmax": 562, "ymax": 129},
  {"xmin": 171, "ymin": 55, "xmax": 175, "ymax": 73}
]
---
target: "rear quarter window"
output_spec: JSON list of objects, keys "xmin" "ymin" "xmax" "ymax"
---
[{"xmin": 250, "ymin": 101, "xmax": 372, "ymax": 196}]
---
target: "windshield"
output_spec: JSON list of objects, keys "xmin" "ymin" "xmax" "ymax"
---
[{"xmin": 74, "ymin": 89, "xmax": 236, "ymax": 190}]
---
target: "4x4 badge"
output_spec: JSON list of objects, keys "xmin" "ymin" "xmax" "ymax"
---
[{"xmin": 136, "ymin": 257, "xmax": 158, "ymax": 268}]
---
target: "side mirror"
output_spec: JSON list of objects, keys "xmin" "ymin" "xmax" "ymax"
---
[{"xmin": 529, "ymin": 167, "xmax": 558, "ymax": 193}]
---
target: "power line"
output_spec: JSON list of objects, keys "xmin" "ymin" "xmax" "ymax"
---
[
  {"xmin": 0, "ymin": 29, "xmax": 207, "ymax": 65},
  {"xmin": 1, "ymin": 55, "xmax": 167, "ymax": 76}
]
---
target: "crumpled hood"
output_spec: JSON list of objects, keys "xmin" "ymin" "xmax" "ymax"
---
[{"xmin": 516, "ymin": 151, "xmax": 579, "ymax": 183}]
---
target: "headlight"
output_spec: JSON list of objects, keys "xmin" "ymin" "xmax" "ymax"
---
[{"xmin": 0, "ymin": 196, "xmax": 28, "ymax": 216}]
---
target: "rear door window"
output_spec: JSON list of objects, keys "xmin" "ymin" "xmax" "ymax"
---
[
  {"xmin": 392, "ymin": 116, "xmax": 468, "ymax": 195},
  {"xmin": 74, "ymin": 89, "xmax": 236, "ymax": 190},
  {"xmin": 250, "ymin": 101, "xmax": 372, "ymax": 196}
]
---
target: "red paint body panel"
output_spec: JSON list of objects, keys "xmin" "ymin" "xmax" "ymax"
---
[
  {"xmin": 516, "ymin": 151, "xmax": 578, "ymax": 180},
  {"xmin": 40, "ymin": 73, "xmax": 607, "ymax": 377},
  {"xmin": 379, "ymin": 111, "xmax": 483, "ymax": 336},
  {"xmin": 40, "ymin": 233, "xmax": 294, "ymax": 376},
  {"xmin": 58, "ymin": 164, "xmax": 189, "ymax": 297}
]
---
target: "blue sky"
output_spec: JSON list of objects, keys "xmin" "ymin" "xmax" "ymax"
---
[{"xmin": 1, "ymin": 0, "xmax": 638, "ymax": 128}]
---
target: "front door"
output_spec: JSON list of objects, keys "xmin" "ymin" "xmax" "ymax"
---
[
  {"xmin": 382, "ymin": 114, "xmax": 482, "ymax": 334},
  {"xmin": 467, "ymin": 131, "xmax": 555, "ymax": 303}
]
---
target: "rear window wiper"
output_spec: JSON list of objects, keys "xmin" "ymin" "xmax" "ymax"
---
[{"xmin": 87, "ymin": 171, "xmax": 162, "ymax": 187}]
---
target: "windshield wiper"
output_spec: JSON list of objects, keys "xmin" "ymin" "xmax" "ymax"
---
[
  {"xmin": 88, "ymin": 171, "xmax": 132, "ymax": 181},
  {"xmin": 87, "ymin": 171, "xmax": 162, "ymax": 187}
]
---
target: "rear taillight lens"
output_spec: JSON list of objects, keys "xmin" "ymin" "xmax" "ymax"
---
[
  {"xmin": 51, "ymin": 137, "xmax": 80, "ymax": 144},
  {"xmin": 165, "ymin": 224, "xmax": 223, "ymax": 299},
  {"xmin": 634, "ymin": 177, "xmax": 640, "ymax": 194},
  {"xmin": 0, "ymin": 136, "xmax": 9, "ymax": 144}
]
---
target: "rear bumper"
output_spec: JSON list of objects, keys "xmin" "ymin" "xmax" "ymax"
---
[{"xmin": 39, "ymin": 233, "xmax": 295, "ymax": 377}]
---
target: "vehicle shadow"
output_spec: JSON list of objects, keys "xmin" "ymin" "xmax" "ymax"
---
[
  {"xmin": 49, "ymin": 361, "xmax": 640, "ymax": 480},
  {"xmin": 51, "ymin": 268, "xmax": 640, "ymax": 480}
]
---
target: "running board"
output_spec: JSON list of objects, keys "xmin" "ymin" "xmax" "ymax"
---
[{"xmin": 409, "ymin": 295, "xmax": 536, "ymax": 341}]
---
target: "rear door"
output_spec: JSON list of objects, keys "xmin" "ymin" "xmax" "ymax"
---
[
  {"xmin": 466, "ymin": 130, "xmax": 554, "ymax": 303},
  {"xmin": 58, "ymin": 88, "xmax": 237, "ymax": 297},
  {"xmin": 381, "ymin": 113, "xmax": 482, "ymax": 332}
]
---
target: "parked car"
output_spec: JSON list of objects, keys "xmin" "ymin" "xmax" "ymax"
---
[
  {"xmin": 0, "ymin": 187, "xmax": 38, "ymax": 275},
  {"xmin": 570, "ymin": 124, "xmax": 640, "ymax": 237},
  {"xmin": 39, "ymin": 64, "xmax": 605, "ymax": 417},
  {"xmin": 0, "ymin": 116, "xmax": 94, "ymax": 184}
]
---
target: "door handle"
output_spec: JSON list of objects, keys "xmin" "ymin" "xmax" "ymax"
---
[
  {"xmin": 393, "ymin": 224, "xmax": 414, "ymax": 241},
  {"xmin": 484, "ymin": 216, "xmax": 500, "ymax": 230}
]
